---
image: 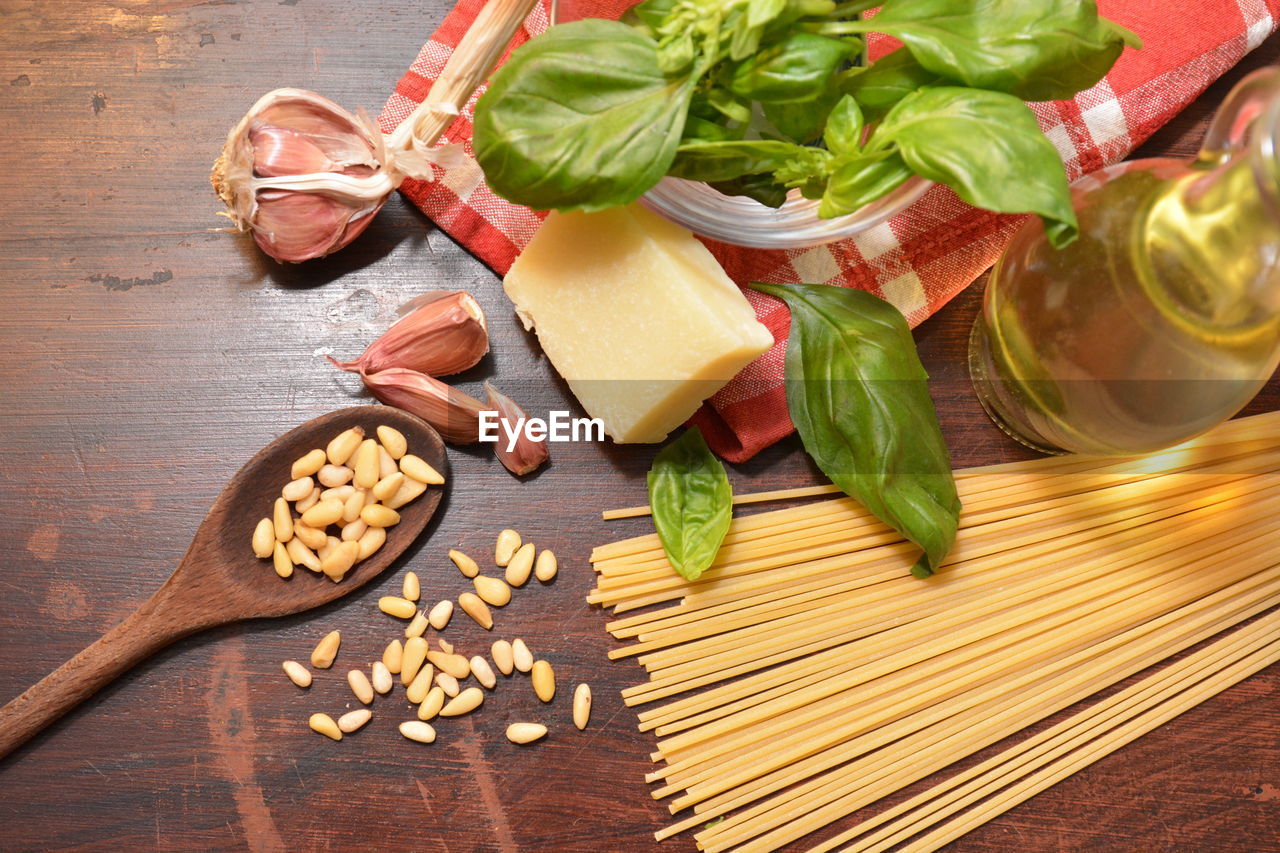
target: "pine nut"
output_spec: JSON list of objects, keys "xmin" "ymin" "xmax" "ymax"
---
[
  {"xmin": 294, "ymin": 522, "xmax": 327, "ymax": 551},
  {"xmin": 535, "ymin": 549, "xmax": 558, "ymax": 582},
  {"xmin": 272, "ymin": 541, "xmax": 294, "ymax": 578},
  {"xmin": 435, "ymin": 672, "xmax": 460, "ymax": 697},
  {"xmin": 371, "ymin": 661, "xmax": 393, "ymax": 695},
  {"xmin": 397, "ymin": 573, "xmax": 419, "ymax": 605},
  {"xmin": 379, "ymin": 596, "xmax": 417, "ymax": 620},
  {"xmin": 340, "ymin": 519, "xmax": 368, "ymax": 542},
  {"xmin": 573, "ymin": 683, "xmax": 591, "ymax": 730},
  {"xmin": 417, "ymin": 686, "xmax": 445, "ymax": 721},
  {"xmin": 282, "ymin": 660, "xmax": 311, "ymax": 688},
  {"xmin": 449, "ymin": 549, "xmax": 479, "ymax": 578},
  {"xmin": 506, "ymin": 723, "xmax": 547, "ymax": 744},
  {"xmin": 406, "ymin": 665, "xmax": 436, "ymax": 704},
  {"xmin": 470, "ymin": 656, "xmax": 496, "ymax": 689},
  {"xmin": 361, "ymin": 504, "xmax": 400, "ymax": 528},
  {"xmin": 400, "ymin": 454, "xmax": 444, "ymax": 485},
  {"xmin": 348, "ymin": 669, "xmax": 374, "ymax": 705},
  {"xmin": 286, "ymin": 537, "xmax": 321, "ymax": 572},
  {"xmin": 458, "ymin": 592, "xmax": 493, "ymax": 630},
  {"xmin": 405, "ymin": 610, "xmax": 429, "ymax": 639},
  {"xmin": 373, "ymin": 472, "xmax": 405, "ymax": 503},
  {"xmin": 385, "ymin": 477, "xmax": 427, "ymax": 510},
  {"xmin": 377, "ymin": 425, "xmax": 407, "ymax": 460},
  {"xmin": 495, "ymin": 529, "xmax": 521, "ymax": 566},
  {"xmin": 383, "ymin": 639, "xmax": 403, "ymax": 675},
  {"xmin": 309, "ymin": 712, "xmax": 342, "ymax": 741},
  {"xmin": 296, "ymin": 486, "xmax": 321, "ymax": 513},
  {"xmin": 491, "ymin": 640, "xmax": 515, "ymax": 676},
  {"xmin": 273, "ymin": 498, "xmax": 294, "ymax": 544},
  {"xmin": 311, "ymin": 630, "xmax": 341, "ymax": 668},
  {"xmin": 320, "ymin": 484, "xmax": 355, "ymax": 503},
  {"xmin": 321, "ymin": 540, "xmax": 359, "ymax": 581},
  {"xmin": 252, "ymin": 518, "xmax": 275, "ymax": 559},
  {"xmin": 343, "ymin": 489, "xmax": 368, "ymax": 523},
  {"xmin": 437, "ymin": 638, "xmax": 454, "ymax": 655},
  {"xmin": 512, "ymin": 638, "xmax": 534, "ymax": 673},
  {"xmin": 354, "ymin": 438, "xmax": 380, "ymax": 489},
  {"xmin": 338, "ymin": 708, "xmax": 371, "ymax": 733},
  {"xmin": 282, "ymin": 476, "xmax": 314, "ymax": 502},
  {"xmin": 357, "ymin": 526, "xmax": 386, "ymax": 560},
  {"xmin": 531, "ymin": 660, "xmax": 555, "ymax": 702},
  {"xmin": 427, "ymin": 600, "xmax": 453, "ymax": 630},
  {"xmin": 301, "ymin": 498, "xmax": 343, "ymax": 528},
  {"xmin": 505, "ymin": 543, "xmax": 535, "ymax": 587},
  {"xmin": 473, "ymin": 576, "xmax": 511, "ymax": 607},
  {"xmin": 327, "ymin": 426, "xmax": 364, "ymax": 466},
  {"xmin": 399, "ymin": 720, "xmax": 437, "ymax": 744},
  {"xmin": 292, "ymin": 448, "xmax": 326, "ymax": 479},
  {"xmin": 427, "ymin": 650, "xmax": 470, "ymax": 679},
  {"xmin": 317, "ymin": 464, "xmax": 354, "ymax": 488},
  {"xmin": 440, "ymin": 687, "xmax": 484, "ymax": 717},
  {"xmin": 401, "ymin": 636, "xmax": 428, "ymax": 685},
  {"xmin": 318, "ymin": 535, "xmax": 340, "ymax": 561},
  {"xmin": 378, "ymin": 446, "xmax": 398, "ymax": 479}
]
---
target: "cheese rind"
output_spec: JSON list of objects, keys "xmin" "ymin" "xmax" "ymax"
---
[{"xmin": 503, "ymin": 204, "xmax": 773, "ymax": 443}]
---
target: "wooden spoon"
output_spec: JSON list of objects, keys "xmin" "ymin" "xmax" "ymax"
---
[{"xmin": 0, "ymin": 406, "xmax": 446, "ymax": 759}]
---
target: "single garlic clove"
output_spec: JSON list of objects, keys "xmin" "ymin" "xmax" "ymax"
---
[
  {"xmin": 328, "ymin": 291, "xmax": 489, "ymax": 377},
  {"xmin": 252, "ymin": 189, "xmax": 381, "ymax": 264},
  {"xmin": 362, "ymin": 368, "xmax": 487, "ymax": 444},
  {"xmin": 484, "ymin": 381, "xmax": 548, "ymax": 477},
  {"xmin": 250, "ymin": 125, "xmax": 339, "ymax": 178}
]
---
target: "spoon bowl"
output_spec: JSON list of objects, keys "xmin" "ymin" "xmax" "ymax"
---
[{"xmin": 0, "ymin": 405, "xmax": 446, "ymax": 759}]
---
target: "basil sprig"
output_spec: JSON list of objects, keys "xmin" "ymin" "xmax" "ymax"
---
[
  {"xmin": 647, "ymin": 427, "xmax": 733, "ymax": 581},
  {"xmin": 751, "ymin": 282, "xmax": 961, "ymax": 578}
]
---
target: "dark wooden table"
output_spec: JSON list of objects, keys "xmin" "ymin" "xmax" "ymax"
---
[{"xmin": 1, "ymin": 3, "xmax": 1277, "ymax": 851}]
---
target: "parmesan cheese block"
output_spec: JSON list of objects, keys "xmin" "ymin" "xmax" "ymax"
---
[{"xmin": 503, "ymin": 203, "xmax": 774, "ymax": 443}]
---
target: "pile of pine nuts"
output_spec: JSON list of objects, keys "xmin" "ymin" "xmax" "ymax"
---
[
  {"xmin": 251, "ymin": 424, "xmax": 443, "ymax": 582},
  {"xmin": 281, "ymin": 528, "xmax": 590, "ymax": 746}
]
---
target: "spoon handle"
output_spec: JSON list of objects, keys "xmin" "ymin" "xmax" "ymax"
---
[{"xmin": 0, "ymin": 582, "xmax": 202, "ymax": 759}]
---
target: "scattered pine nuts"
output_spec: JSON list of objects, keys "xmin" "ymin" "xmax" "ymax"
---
[
  {"xmin": 282, "ymin": 476, "xmax": 314, "ymax": 502},
  {"xmin": 383, "ymin": 639, "xmax": 403, "ymax": 674},
  {"xmin": 535, "ymin": 549, "xmax": 558, "ymax": 582},
  {"xmin": 495, "ymin": 529, "xmax": 521, "ymax": 566},
  {"xmin": 492, "ymin": 640, "xmax": 515, "ymax": 676},
  {"xmin": 294, "ymin": 522, "xmax": 327, "ymax": 551},
  {"xmin": 273, "ymin": 498, "xmax": 294, "ymax": 544},
  {"xmin": 506, "ymin": 723, "xmax": 547, "ymax": 745},
  {"xmin": 286, "ymin": 537, "xmax": 321, "ymax": 573},
  {"xmin": 406, "ymin": 665, "xmax": 436, "ymax": 704},
  {"xmin": 473, "ymin": 576, "xmax": 512, "ymax": 607},
  {"xmin": 348, "ymin": 669, "xmax": 374, "ymax": 705},
  {"xmin": 320, "ymin": 484, "xmax": 355, "ymax": 503},
  {"xmin": 342, "ymin": 489, "xmax": 367, "ymax": 524},
  {"xmin": 417, "ymin": 686, "xmax": 445, "ymax": 721},
  {"xmin": 357, "ymin": 527, "xmax": 386, "ymax": 560},
  {"xmin": 449, "ymin": 549, "xmax": 479, "ymax": 578},
  {"xmin": 428, "ymin": 600, "xmax": 454, "ymax": 630},
  {"xmin": 470, "ymin": 656, "xmax": 497, "ymax": 689},
  {"xmin": 326, "ymin": 426, "xmax": 364, "ymax": 466},
  {"xmin": 405, "ymin": 610, "xmax": 429, "ymax": 639},
  {"xmin": 371, "ymin": 661, "xmax": 393, "ymax": 694},
  {"xmin": 338, "ymin": 708, "xmax": 372, "ymax": 733},
  {"xmin": 437, "ymin": 638, "xmax": 454, "ymax": 655},
  {"xmin": 402, "ymin": 572, "xmax": 421, "ymax": 603},
  {"xmin": 505, "ymin": 543, "xmax": 535, "ymax": 587},
  {"xmin": 573, "ymin": 683, "xmax": 591, "ymax": 730},
  {"xmin": 340, "ymin": 519, "xmax": 368, "ymax": 542},
  {"xmin": 379, "ymin": 596, "xmax": 417, "ymax": 620},
  {"xmin": 309, "ymin": 712, "xmax": 342, "ymax": 741},
  {"xmin": 317, "ymin": 464, "xmax": 354, "ymax": 488},
  {"xmin": 399, "ymin": 720, "xmax": 437, "ymax": 744},
  {"xmin": 458, "ymin": 592, "xmax": 494, "ymax": 630},
  {"xmin": 512, "ymin": 639, "xmax": 534, "ymax": 673},
  {"xmin": 385, "ymin": 477, "xmax": 427, "ymax": 510},
  {"xmin": 373, "ymin": 472, "xmax": 405, "ymax": 503},
  {"xmin": 301, "ymin": 498, "xmax": 343, "ymax": 529},
  {"xmin": 435, "ymin": 672, "xmax": 460, "ymax": 697},
  {"xmin": 427, "ymin": 650, "xmax": 471, "ymax": 680},
  {"xmin": 378, "ymin": 446, "xmax": 398, "ymax": 479},
  {"xmin": 292, "ymin": 448, "xmax": 326, "ymax": 479},
  {"xmin": 318, "ymin": 535, "xmax": 340, "ymax": 561},
  {"xmin": 354, "ymin": 438, "xmax": 380, "ymax": 490},
  {"xmin": 295, "ymin": 486, "xmax": 321, "ymax": 513},
  {"xmin": 377, "ymin": 425, "xmax": 408, "ymax": 460},
  {"xmin": 321, "ymin": 540, "xmax": 360, "ymax": 582},
  {"xmin": 531, "ymin": 660, "xmax": 556, "ymax": 702},
  {"xmin": 361, "ymin": 504, "xmax": 400, "ymax": 528},
  {"xmin": 272, "ymin": 541, "xmax": 294, "ymax": 579},
  {"xmin": 252, "ymin": 518, "xmax": 275, "ymax": 559},
  {"xmin": 401, "ymin": 637, "xmax": 428, "ymax": 685},
  {"xmin": 311, "ymin": 630, "xmax": 341, "ymax": 668},
  {"xmin": 282, "ymin": 660, "xmax": 311, "ymax": 688},
  {"xmin": 400, "ymin": 454, "xmax": 444, "ymax": 486},
  {"xmin": 440, "ymin": 687, "xmax": 484, "ymax": 717}
]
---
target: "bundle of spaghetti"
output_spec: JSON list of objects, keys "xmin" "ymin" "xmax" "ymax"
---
[{"xmin": 590, "ymin": 410, "xmax": 1280, "ymax": 850}]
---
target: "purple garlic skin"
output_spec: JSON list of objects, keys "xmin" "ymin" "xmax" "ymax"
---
[
  {"xmin": 485, "ymin": 381, "xmax": 549, "ymax": 476},
  {"xmin": 363, "ymin": 367, "xmax": 487, "ymax": 445},
  {"xmin": 329, "ymin": 291, "xmax": 489, "ymax": 377}
]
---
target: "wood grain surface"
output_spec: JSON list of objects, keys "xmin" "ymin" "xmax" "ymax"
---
[{"xmin": 0, "ymin": 2, "xmax": 1277, "ymax": 851}]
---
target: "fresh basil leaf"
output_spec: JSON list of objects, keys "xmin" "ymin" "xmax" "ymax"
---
[
  {"xmin": 671, "ymin": 139, "xmax": 804, "ymax": 182},
  {"xmin": 860, "ymin": 0, "xmax": 1141, "ymax": 102},
  {"xmin": 647, "ymin": 426, "xmax": 733, "ymax": 581},
  {"xmin": 624, "ymin": 0, "xmax": 679, "ymax": 35},
  {"xmin": 822, "ymin": 95, "xmax": 864, "ymax": 156},
  {"xmin": 729, "ymin": 32, "xmax": 857, "ymax": 103},
  {"xmin": 749, "ymin": 282, "xmax": 960, "ymax": 578},
  {"xmin": 710, "ymin": 173, "xmax": 791, "ymax": 208},
  {"xmin": 871, "ymin": 86, "xmax": 1077, "ymax": 246},
  {"xmin": 708, "ymin": 87, "xmax": 753, "ymax": 123},
  {"xmin": 473, "ymin": 21, "xmax": 695, "ymax": 212},
  {"xmin": 818, "ymin": 151, "xmax": 913, "ymax": 218},
  {"xmin": 682, "ymin": 114, "xmax": 746, "ymax": 143},
  {"xmin": 842, "ymin": 49, "xmax": 948, "ymax": 120},
  {"xmin": 762, "ymin": 88, "xmax": 839, "ymax": 143}
]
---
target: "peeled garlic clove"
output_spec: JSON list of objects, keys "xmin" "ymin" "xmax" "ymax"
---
[
  {"xmin": 363, "ymin": 368, "xmax": 487, "ymax": 444},
  {"xmin": 328, "ymin": 291, "xmax": 489, "ymax": 377},
  {"xmin": 484, "ymin": 381, "xmax": 548, "ymax": 477}
]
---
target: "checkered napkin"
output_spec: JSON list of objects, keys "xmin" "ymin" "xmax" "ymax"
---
[{"xmin": 379, "ymin": 0, "xmax": 1280, "ymax": 462}]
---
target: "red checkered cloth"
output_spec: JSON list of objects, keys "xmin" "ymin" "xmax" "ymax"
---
[{"xmin": 379, "ymin": 0, "xmax": 1280, "ymax": 462}]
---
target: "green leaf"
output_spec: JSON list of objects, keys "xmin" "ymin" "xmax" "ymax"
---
[
  {"xmin": 842, "ymin": 49, "xmax": 948, "ymax": 120},
  {"xmin": 818, "ymin": 152, "xmax": 913, "ymax": 218},
  {"xmin": 762, "ymin": 88, "xmax": 839, "ymax": 143},
  {"xmin": 473, "ymin": 20, "xmax": 694, "ymax": 212},
  {"xmin": 822, "ymin": 95, "xmax": 864, "ymax": 156},
  {"xmin": 671, "ymin": 139, "xmax": 805, "ymax": 182},
  {"xmin": 728, "ymin": 32, "xmax": 856, "ymax": 103},
  {"xmin": 709, "ymin": 173, "xmax": 791, "ymax": 208},
  {"xmin": 647, "ymin": 427, "xmax": 733, "ymax": 581},
  {"xmin": 857, "ymin": 0, "xmax": 1141, "ymax": 101},
  {"xmin": 749, "ymin": 282, "xmax": 960, "ymax": 577},
  {"xmin": 870, "ymin": 86, "xmax": 1077, "ymax": 246}
]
